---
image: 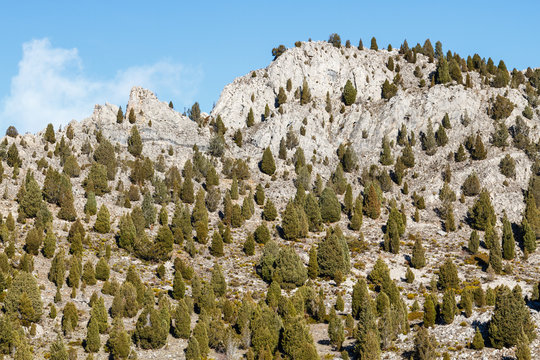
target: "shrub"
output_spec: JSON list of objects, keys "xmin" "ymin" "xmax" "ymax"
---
[
  {"xmin": 328, "ymin": 33, "xmax": 341, "ymax": 47},
  {"xmin": 254, "ymin": 224, "xmax": 270, "ymax": 244},
  {"xmin": 490, "ymin": 95, "xmax": 514, "ymax": 120},
  {"xmin": 381, "ymin": 79, "xmax": 397, "ymax": 99},
  {"xmin": 499, "ymin": 154, "xmax": 516, "ymax": 178},
  {"xmin": 5, "ymin": 126, "xmax": 18, "ymax": 137},
  {"xmin": 462, "ymin": 173, "xmax": 481, "ymax": 197}
]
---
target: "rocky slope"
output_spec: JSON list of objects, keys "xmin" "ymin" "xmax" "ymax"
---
[{"xmin": 0, "ymin": 40, "xmax": 539, "ymax": 359}]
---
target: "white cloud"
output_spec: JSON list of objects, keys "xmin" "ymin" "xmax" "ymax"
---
[{"xmin": 0, "ymin": 38, "xmax": 203, "ymax": 134}]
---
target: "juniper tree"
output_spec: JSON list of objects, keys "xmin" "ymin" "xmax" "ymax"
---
[
  {"xmin": 94, "ymin": 204, "xmax": 110, "ymax": 233},
  {"xmin": 210, "ymin": 231, "xmax": 224, "ymax": 257},
  {"xmin": 317, "ymin": 228, "xmax": 350, "ymax": 280},
  {"xmin": 468, "ymin": 189, "xmax": 496, "ymax": 231},
  {"xmin": 522, "ymin": 218, "xmax": 536, "ymax": 253},
  {"xmin": 468, "ymin": 230, "xmax": 479, "ymax": 254},
  {"xmin": 436, "ymin": 56, "xmax": 451, "ymax": 84},
  {"xmin": 300, "ymin": 78, "xmax": 311, "ymax": 105},
  {"xmin": 501, "ymin": 213, "xmax": 515, "ymax": 260},
  {"xmin": 343, "ymin": 80, "xmax": 357, "ymax": 106},
  {"xmin": 379, "ymin": 136, "xmax": 393, "ymax": 165},
  {"xmin": 363, "ymin": 183, "xmax": 381, "ymax": 219},
  {"xmin": 422, "ymin": 120, "xmax": 437, "ymax": 156},
  {"xmin": 471, "ymin": 327, "xmax": 484, "ymax": 350},
  {"xmin": 127, "ymin": 126, "xmax": 143, "ymax": 157},
  {"xmin": 423, "ymin": 295, "xmax": 436, "ymax": 328},
  {"xmin": 438, "ymin": 259, "xmax": 459, "ymax": 290},
  {"xmin": 260, "ymin": 147, "xmax": 276, "ymax": 175},
  {"xmin": 489, "ymin": 235, "xmax": 503, "ymax": 274},
  {"xmin": 441, "ymin": 289, "xmax": 456, "ymax": 324}
]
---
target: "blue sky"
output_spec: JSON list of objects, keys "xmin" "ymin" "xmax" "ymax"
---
[{"xmin": 1, "ymin": 1, "xmax": 539, "ymax": 134}]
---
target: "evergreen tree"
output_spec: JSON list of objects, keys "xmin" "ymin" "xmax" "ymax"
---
[
  {"xmin": 319, "ymin": 187, "xmax": 341, "ymax": 223},
  {"xmin": 19, "ymin": 175, "xmax": 43, "ymax": 219},
  {"xmin": 455, "ymin": 144, "xmax": 467, "ymax": 162},
  {"xmin": 423, "ymin": 295, "xmax": 436, "ymax": 328},
  {"xmin": 108, "ymin": 318, "xmax": 131, "ymax": 359},
  {"xmin": 522, "ymin": 218, "xmax": 536, "ymax": 253},
  {"xmin": 85, "ymin": 191, "xmax": 97, "ymax": 215},
  {"xmin": 307, "ymin": 246, "xmax": 318, "ymax": 279},
  {"xmin": 438, "ymin": 259, "xmax": 459, "ymax": 290},
  {"xmin": 210, "ymin": 231, "xmax": 224, "ymax": 257},
  {"xmin": 246, "ymin": 108, "xmax": 255, "ymax": 127},
  {"xmin": 441, "ymin": 289, "xmax": 455, "ymax": 324},
  {"xmin": 193, "ymin": 321, "xmax": 209, "ymax": 357},
  {"xmin": 85, "ymin": 317, "xmax": 101, "ymax": 352},
  {"xmin": 379, "ymin": 136, "xmax": 393, "ymax": 165},
  {"xmin": 501, "ymin": 214, "xmax": 515, "ymax": 260},
  {"xmin": 300, "ymin": 78, "xmax": 311, "ymax": 105},
  {"xmin": 142, "ymin": 192, "xmax": 156, "ymax": 227},
  {"xmin": 435, "ymin": 124, "xmax": 448, "ymax": 147},
  {"xmin": 5, "ymin": 272, "xmax": 43, "ymax": 323},
  {"xmin": 468, "ymin": 230, "xmax": 479, "ymax": 254},
  {"xmin": 45, "ymin": 123, "xmax": 56, "ymax": 143},
  {"xmin": 127, "ymin": 126, "xmax": 143, "ymax": 157},
  {"xmin": 172, "ymin": 300, "xmax": 191, "ymax": 339},
  {"xmin": 95, "ymin": 257, "xmax": 110, "ymax": 281},
  {"xmin": 172, "ymin": 270, "xmax": 185, "ymax": 300},
  {"xmin": 411, "ymin": 238, "xmax": 426, "ymax": 269},
  {"xmin": 471, "ymin": 327, "xmax": 484, "ymax": 350},
  {"xmin": 468, "ymin": 189, "xmax": 496, "ymax": 231},
  {"xmin": 61, "ymin": 302, "xmax": 78, "ymax": 335},
  {"xmin": 363, "ymin": 183, "xmax": 381, "ymax": 219},
  {"xmin": 488, "ymin": 285, "xmax": 535, "ymax": 348},
  {"xmin": 277, "ymin": 87, "xmax": 287, "ymax": 106},
  {"xmin": 282, "ymin": 201, "xmax": 300, "ymax": 240},
  {"xmin": 50, "ymin": 334, "xmax": 68, "ymax": 360},
  {"xmin": 185, "ymin": 336, "xmax": 201, "ymax": 360},
  {"xmin": 525, "ymin": 192, "xmax": 540, "ymax": 238},
  {"xmin": 370, "ymin": 37, "xmax": 378, "ymax": 50},
  {"xmin": 317, "ymin": 228, "xmax": 350, "ymax": 280},
  {"xmin": 94, "ymin": 204, "xmax": 111, "ymax": 234},
  {"xmin": 381, "ymin": 79, "xmax": 397, "ymax": 99},
  {"xmin": 471, "ymin": 134, "xmax": 487, "ymax": 160},
  {"xmin": 260, "ymin": 147, "xmax": 276, "ymax": 175},
  {"xmin": 422, "ymin": 120, "xmax": 437, "ymax": 156},
  {"xmin": 48, "ymin": 249, "xmax": 66, "ymax": 289},
  {"xmin": 42, "ymin": 228, "xmax": 57, "ymax": 258},
  {"xmin": 414, "ymin": 327, "xmax": 437, "ymax": 360},
  {"xmin": 343, "ymin": 80, "xmax": 357, "ymax": 106},
  {"xmin": 489, "ymin": 235, "xmax": 503, "ymax": 274},
  {"xmin": 436, "ymin": 56, "xmax": 451, "ymax": 84},
  {"xmin": 328, "ymin": 309, "xmax": 345, "ymax": 350}
]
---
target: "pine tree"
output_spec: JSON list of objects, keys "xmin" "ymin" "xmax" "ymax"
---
[
  {"xmin": 42, "ymin": 228, "xmax": 57, "ymax": 258},
  {"xmin": 277, "ymin": 87, "xmax": 287, "ymax": 106},
  {"xmin": 260, "ymin": 147, "xmax": 276, "ymax": 175},
  {"xmin": 185, "ymin": 336, "xmax": 201, "ymax": 360},
  {"xmin": 343, "ymin": 80, "xmax": 357, "ymax": 106},
  {"xmin": 62, "ymin": 302, "xmax": 78, "ymax": 335},
  {"xmin": 94, "ymin": 204, "xmax": 110, "ymax": 233},
  {"xmin": 455, "ymin": 144, "xmax": 467, "ymax": 162}
]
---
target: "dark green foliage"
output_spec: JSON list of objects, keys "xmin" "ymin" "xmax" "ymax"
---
[
  {"xmin": 501, "ymin": 214, "xmax": 515, "ymax": 260},
  {"xmin": 307, "ymin": 246, "xmax": 318, "ymax": 279},
  {"xmin": 468, "ymin": 189, "xmax": 496, "ymax": 231},
  {"xmin": 488, "ymin": 285, "xmax": 535, "ymax": 348},
  {"xmin": 363, "ymin": 183, "xmax": 381, "ymax": 219},
  {"xmin": 108, "ymin": 318, "xmax": 131, "ymax": 359},
  {"xmin": 50, "ymin": 334, "xmax": 68, "ymax": 360},
  {"xmin": 127, "ymin": 126, "xmax": 143, "ymax": 157},
  {"xmin": 62, "ymin": 302, "xmax": 78, "ymax": 335},
  {"xmin": 260, "ymin": 147, "xmax": 276, "ymax": 175},
  {"xmin": 255, "ymin": 184, "xmax": 265, "ymax": 206},
  {"xmin": 246, "ymin": 108, "xmax": 254, "ymax": 127},
  {"xmin": 499, "ymin": 154, "xmax": 516, "ymax": 178},
  {"xmin": 455, "ymin": 144, "xmax": 467, "ymax": 162},
  {"xmin": 48, "ymin": 249, "xmax": 66, "ymax": 288},
  {"xmin": 435, "ymin": 124, "xmax": 448, "ymax": 146},
  {"xmin": 142, "ymin": 192, "xmax": 156, "ymax": 228},
  {"xmin": 489, "ymin": 235, "xmax": 503, "ymax": 274},
  {"xmin": 94, "ymin": 204, "xmax": 110, "ymax": 233},
  {"xmin": 422, "ymin": 120, "xmax": 437, "ymax": 156},
  {"xmin": 93, "ymin": 139, "xmax": 117, "ymax": 180},
  {"xmin": 277, "ymin": 86, "xmax": 287, "ymax": 106},
  {"xmin": 95, "ymin": 257, "xmax": 110, "ymax": 281},
  {"xmin": 471, "ymin": 327, "xmax": 484, "ymax": 349},
  {"xmin": 423, "ymin": 296, "xmax": 436, "ymax": 328},
  {"xmin": 82, "ymin": 260, "xmax": 97, "ymax": 286},
  {"xmin": 85, "ymin": 317, "xmax": 100, "ymax": 352},
  {"xmin": 411, "ymin": 238, "xmax": 426, "ymax": 269},
  {"xmin": 317, "ymin": 227, "xmax": 350, "ymax": 280},
  {"xmin": 343, "ymin": 80, "xmax": 357, "ymax": 106},
  {"xmin": 254, "ymin": 223, "xmax": 270, "ymax": 244},
  {"xmin": 25, "ymin": 227, "xmax": 42, "ymax": 255},
  {"xmin": 471, "ymin": 134, "xmax": 487, "ymax": 160},
  {"xmin": 414, "ymin": 327, "xmax": 437, "ymax": 360},
  {"xmin": 134, "ymin": 306, "xmax": 169, "ymax": 349},
  {"xmin": 490, "ymin": 95, "xmax": 514, "ymax": 120},
  {"xmin": 379, "ymin": 136, "xmax": 393, "ymax": 166},
  {"xmin": 84, "ymin": 163, "xmax": 109, "ymax": 196},
  {"xmin": 300, "ymin": 78, "xmax": 311, "ymax": 105},
  {"xmin": 211, "ymin": 263, "xmax": 227, "ymax": 297},
  {"xmin": 6, "ymin": 143, "xmax": 22, "ymax": 168},
  {"xmin": 462, "ymin": 173, "xmax": 481, "ymax": 197},
  {"xmin": 328, "ymin": 309, "xmax": 344, "ymax": 350},
  {"xmin": 328, "ymin": 33, "xmax": 341, "ymax": 47},
  {"xmin": 468, "ymin": 230, "xmax": 479, "ymax": 254},
  {"xmin": 370, "ymin": 37, "xmax": 378, "ymax": 50},
  {"xmin": 272, "ymin": 45, "xmax": 286, "ymax": 60},
  {"xmin": 5, "ymin": 272, "xmax": 43, "ymax": 323},
  {"xmin": 210, "ymin": 231, "xmax": 224, "ymax": 257},
  {"xmin": 438, "ymin": 259, "xmax": 459, "ymax": 290},
  {"xmin": 381, "ymin": 79, "xmax": 397, "ymax": 99},
  {"xmin": 525, "ymin": 192, "xmax": 540, "ymax": 239},
  {"xmin": 281, "ymin": 201, "xmax": 300, "ymax": 240},
  {"xmin": 19, "ymin": 175, "xmax": 43, "ymax": 219},
  {"xmin": 441, "ymin": 289, "xmax": 455, "ymax": 324},
  {"xmin": 243, "ymin": 233, "xmax": 255, "ymax": 255},
  {"xmin": 522, "ymin": 218, "xmax": 536, "ymax": 253},
  {"xmin": 63, "ymin": 155, "xmax": 80, "ymax": 177},
  {"xmin": 436, "ymin": 56, "xmax": 451, "ymax": 84},
  {"xmin": 319, "ymin": 187, "xmax": 341, "ymax": 223}
]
